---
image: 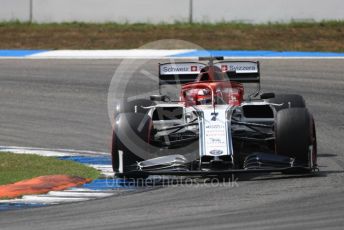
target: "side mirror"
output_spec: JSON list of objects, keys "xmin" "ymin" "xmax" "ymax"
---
[
  {"xmin": 260, "ymin": 92, "xmax": 275, "ymax": 99},
  {"xmin": 150, "ymin": 95, "xmax": 169, "ymax": 102}
]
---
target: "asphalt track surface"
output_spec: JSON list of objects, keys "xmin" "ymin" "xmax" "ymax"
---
[{"xmin": 0, "ymin": 59, "xmax": 343, "ymax": 229}]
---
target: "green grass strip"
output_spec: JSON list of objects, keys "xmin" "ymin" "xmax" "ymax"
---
[
  {"xmin": 0, "ymin": 152, "xmax": 100, "ymax": 186},
  {"xmin": 0, "ymin": 20, "xmax": 344, "ymax": 51}
]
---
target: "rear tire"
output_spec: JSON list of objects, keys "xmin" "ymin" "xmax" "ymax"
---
[
  {"xmin": 275, "ymin": 108, "xmax": 316, "ymax": 168},
  {"xmin": 266, "ymin": 94, "xmax": 305, "ymax": 111}
]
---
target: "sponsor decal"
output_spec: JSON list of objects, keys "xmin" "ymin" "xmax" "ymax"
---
[
  {"xmin": 229, "ymin": 65, "xmax": 257, "ymax": 72},
  {"xmin": 209, "ymin": 149, "xmax": 224, "ymax": 156},
  {"xmin": 209, "ymin": 138, "xmax": 224, "ymax": 144},
  {"xmin": 205, "ymin": 124, "xmax": 225, "ymax": 129},
  {"xmin": 160, "ymin": 63, "xmax": 206, "ymax": 75},
  {"xmin": 162, "ymin": 66, "xmax": 189, "ymax": 72},
  {"xmin": 215, "ymin": 62, "xmax": 258, "ymax": 73}
]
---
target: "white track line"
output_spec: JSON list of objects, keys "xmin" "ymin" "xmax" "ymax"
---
[
  {"xmin": 66, "ymin": 188, "xmax": 115, "ymax": 193},
  {"xmin": 22, "ymin": 195, "xmax": 90, "ymax": 203},
  {"xmin": 87, "ymin": 164, "xmax": 113, "ymax": 172},
  {"xmin": 47, "ymin": 191, "xmax": 114, "ymax": 198},
  {"xmin": 26, "ymin": 49, "xmax": 193, "ymax": 59},
  {"xmin": 0, "ymin": 196, "xmax": 89, "ymax": 204},
  {"xmin": 102, "ymin": 172, "xmax": 115, "ymax": 177},
  {"xmin": 0, "ymin": 145, "xmax": 108, "ymax": 157}
]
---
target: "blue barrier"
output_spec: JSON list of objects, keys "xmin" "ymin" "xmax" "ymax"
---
[
  {"xmin": 0, "ymin": 50, "xmax": 48, "ymax": 57},
  {"xmin": 172, "ymin": 50, "xmax": 344, "ymax": 58}
]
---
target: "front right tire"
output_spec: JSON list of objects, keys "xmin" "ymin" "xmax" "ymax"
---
[{"xmin": 275, "ymin": 108, "xmax": 317, "ymax": 169}]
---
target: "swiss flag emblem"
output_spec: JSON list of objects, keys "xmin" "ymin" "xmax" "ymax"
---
[
  {"xmin": 221, "ymin": 65, "xmax": 228, "ymax": 72},
  {"xmin": 191, "ymin": 66, "xmax": 197, "ymax": 72}
]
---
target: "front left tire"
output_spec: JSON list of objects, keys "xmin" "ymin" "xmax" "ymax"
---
[{"xmin": 111, "ymin": 112, "xmax": 153, "ymax": 174}]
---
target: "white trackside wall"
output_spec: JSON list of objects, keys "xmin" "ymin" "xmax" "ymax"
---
[{"xmin": 1, "ymin": 0, "xmax": 343, "ymax": 23}]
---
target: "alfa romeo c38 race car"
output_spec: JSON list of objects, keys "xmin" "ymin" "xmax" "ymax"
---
[{"xmin": 111, "ymin": 57, "xmax": 318, "ymax": 178}]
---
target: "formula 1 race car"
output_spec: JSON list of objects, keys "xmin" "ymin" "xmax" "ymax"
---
[{"xmin": 111, "ymin": 57, "xmax": 317, "ymax": 178}]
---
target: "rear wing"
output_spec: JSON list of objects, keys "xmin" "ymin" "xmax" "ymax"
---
[
  {"xmin": 159, "ymin": 61, "xmax": 260, "ymax": 85},
  {"xmin": 158, "ymin": 60, "xmax": 260, "ymax": 98}
]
